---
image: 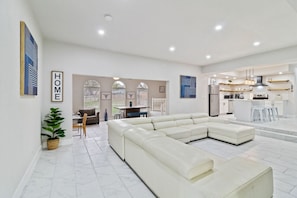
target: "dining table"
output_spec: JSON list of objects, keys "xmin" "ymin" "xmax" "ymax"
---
[{"xmin": 114, "ymin": 105, "xmax": 148, "ymax": 118}]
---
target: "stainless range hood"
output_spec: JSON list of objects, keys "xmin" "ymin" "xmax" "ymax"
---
[{"xmin": 252, "ymin": 76, "xmax": 267, "ymax": 87}]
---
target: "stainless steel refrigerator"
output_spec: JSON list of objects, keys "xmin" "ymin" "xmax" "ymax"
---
[{"xmin": 208, "ymin": 85, "xmax": 220, "ymax": 116}]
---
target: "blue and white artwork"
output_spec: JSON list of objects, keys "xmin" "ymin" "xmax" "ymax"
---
[
  {"xmin": 180, "ymin": 75, "xmax": 196, "ymax": 98},
  {"xmin": 20, "ymin": 21, "xmax": 38, "ymax": 96}
]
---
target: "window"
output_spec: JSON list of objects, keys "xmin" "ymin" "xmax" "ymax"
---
[
  {"xmin": 83, "ymin": 80, "xmax": 100, "ymax": 112},
  {"xmin": 112, "ymin": 81, "xmax": 126, "ymax": 115},
  {"xmin": 137, "ymin": 82, "xmax": 148, "ymax": 107}
]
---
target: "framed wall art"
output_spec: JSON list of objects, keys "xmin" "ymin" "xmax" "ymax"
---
[
  {"xmin": 127, "ymin": 91, "xmax": 135, "ymax": 99},
  {"xmin": 159, "ymin": 86, "xmax": 166, "ymax": 93},
  {"xmin": 51, "ymin": 71, "xmax": 64, "ymax": 102},
  {"xmin": 180, "ymin": 75, "xmax": 196, "ymax": 98},
  {"xmin": 20, "ymin": 21, "xmax": 38, "ymax": 96},
  {"xmin": 101, "ymin": 92, "xmax": 111, "ymax": 100}
]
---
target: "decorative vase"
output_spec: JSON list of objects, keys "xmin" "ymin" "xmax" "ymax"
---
[
  {"xmin": 47, "ymin": 138, "xmax": 59, "ymax": 150},
  {"xmin": 104, "ymin": 108, "xmax": 108, "ymax": 121}
]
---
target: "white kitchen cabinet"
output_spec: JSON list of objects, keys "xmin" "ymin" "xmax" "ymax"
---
[
  {"xmin": 220, "ymin": 99, "xmax": 228, "ymax": 114},
  {"xmin": 273, "ymin": 101, "xmax": 284, "ymax": 116}
]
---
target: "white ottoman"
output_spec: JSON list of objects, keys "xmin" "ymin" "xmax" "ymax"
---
[{"xmin": 207, "ymin": 123, "xmax": 255, "ymax": 145}]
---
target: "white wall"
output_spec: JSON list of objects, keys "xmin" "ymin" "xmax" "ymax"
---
[
  {"xmin": 42, "ymin": 40, "xmax": 206, "ymax": 143},
  {"xmin": 0, "ymin": 0, "xmax": 43, "ymax": 197}
]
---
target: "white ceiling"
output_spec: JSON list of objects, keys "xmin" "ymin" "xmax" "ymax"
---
[{"xmin": 27, "ymin": 0, "xmax": 297, "ymax": 66}]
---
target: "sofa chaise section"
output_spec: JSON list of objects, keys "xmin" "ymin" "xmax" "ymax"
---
[
  {"xmin": 123, "ymin": 127, "xmax": 273, "ymax": 198},
  {"xmin": 124, "ymin": 128, "xmax": 214, "ymax": 198},
  {"xmin": 207, "ymin": 123, "xmax": 255, "ymax": 145}
]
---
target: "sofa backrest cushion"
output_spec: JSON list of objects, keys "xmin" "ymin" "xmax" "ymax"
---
[
  {"xmin": 124, "ymin": 128, "xmax": 165, "ymax": 147},
  {"xmin": 208, "ymin": 117, "xmax": 229, "ymax": 124},
  {"xmin": 79, "ymin": 108, "xmax": 95, "ymax": 116},
  {"xmin": 176, "ymin": 119, "xmax": 194, "ymax": 126},
  {"xmin": 143, "ymin": 136, "xmax": 214, "ymax": 180},
  {"xmin": 192, "ymin": 117, "xmax": 209, "ymax": 124},
  {"xmin": 191, "ymin": 113, "xmax": 209, "ymax": 119},
  {"xmin": 153, "ymin": 120, "xmax": 176, "ymax": 130},
  {"xmin": 151, "ymin": 115, "xmax": 174, "ymax": 122},
  {"xmin": 173, "ymin": 114, "xmax": 192, "ymax": 120},
  {"xmin": 124, "ymin": 117, "xmax": 152, "ymax": 125},
  {"xmin": 107, "ymin": 120, "xmax": 134, "ymax": 136},
  {"xmin": 124, "ymin": 118, "xmax": 154, "ymax": 130},
  {"xmin": 151, "ymin": 116, "xmax": 176, "ymax": 130}
]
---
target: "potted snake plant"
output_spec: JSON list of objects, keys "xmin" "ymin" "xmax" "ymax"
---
[{"xmin": 41, "ymin": 107, "xmax": 66, "ymax": 150}]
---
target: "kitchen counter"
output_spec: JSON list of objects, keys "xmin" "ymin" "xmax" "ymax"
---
[
  {"xmin": 233, "ymin": 99, "xmax": 271, "ymax": 122},
  {"xmin": 233, "ymin": 100, "xmax": 254, "ymax": 122}
]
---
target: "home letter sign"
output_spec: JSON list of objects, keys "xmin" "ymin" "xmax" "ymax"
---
[{"xmin": 51, "ymin": 71, "xmax": 63, "ymax": 102}]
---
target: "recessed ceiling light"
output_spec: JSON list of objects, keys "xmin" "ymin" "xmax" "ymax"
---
[
  {"xmin": 113, "ymin": 77, "xmax": 120, "ymax": 80},
  {"xmin": 253, "ymin": 41, "xmax": 261, "ymax": 46},
  {"xmin": 98, "ymin": 29, "xmax": 105, "ymax": 36},
  {"xmin": 213, "ymin": 74, "xmax": 217, "ymax": 77},
  {"xmin": 278, "ymin": 72, "xmax": 283, "ymax": 75},
  {"xmin": 214, "ymin": 25, "xmax": 223, "ymax": 31},
  {"xmin": 233, "ymin": 77, "xmax": 237, "ymax": 80},
  {"xmin": 169, "ymin": 46, "xmax": 176, "ymax": 52},
  {"xmin": 206, "ymin": 55, "xmax": 211, "ymax": 59},
  {"xmin": 104, "ymin": 14, "xmax": 113, "ymax": 22},
  {"xmin": 225, "ymin": 76, "xmax": 229, "ymax": 79}
]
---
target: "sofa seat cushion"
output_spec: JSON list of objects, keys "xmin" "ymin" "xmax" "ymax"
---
[
  {"xmin": 124, "ymin": 128, "xmax": 165, "ymax": 148},
  {"xmin": 157, "ymin": 127, "xmax": 191, "ymax": 140},
  {"xmin": 143, "ymin": 137, "xmax": 214, "ymax": 180}
]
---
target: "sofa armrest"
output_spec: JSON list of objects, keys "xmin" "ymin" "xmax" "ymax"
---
[{"xmin": 96, "ymin": 111, "xmax": 100, "ymax": 120}]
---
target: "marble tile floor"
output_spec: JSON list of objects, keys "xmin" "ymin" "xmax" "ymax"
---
[{"xmin": 20, "ymin": 122, "xmax": 297, "ymax": 198}]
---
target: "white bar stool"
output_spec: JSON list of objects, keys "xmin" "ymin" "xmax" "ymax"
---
[{"xmin": 251, "ymin": 106, "xmax": 267, "ymax": 122}]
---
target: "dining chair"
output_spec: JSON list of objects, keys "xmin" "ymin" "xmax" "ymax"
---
[
  {"xmin": 72, "ymin": 113, "xmax": 88, "ymax": 138},
  {"xmin": 82, "ymin": 113, "xmax": 87, "ymax": 137}
]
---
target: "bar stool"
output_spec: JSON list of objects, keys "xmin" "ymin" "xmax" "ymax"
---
[
  {"xmin": 271, "ymin": 106, "xmax": 279, "ymax": 120},
  {"xmin": 251, "ymin": 106, "xmax": 266, "ymax": 122}
]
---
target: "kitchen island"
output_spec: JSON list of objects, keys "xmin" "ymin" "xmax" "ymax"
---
[
  {"xmin": 233, "ymin": 99, "xmax": 277, "ymax": 122},
  {"xmin": 233, "ymin": 100, "xmax": 254, "ymax": 122}
]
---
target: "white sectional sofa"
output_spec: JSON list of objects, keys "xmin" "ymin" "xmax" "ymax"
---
[{"xmin": 107, "ymin": 113, "xmax": 273, "ymax": 198}]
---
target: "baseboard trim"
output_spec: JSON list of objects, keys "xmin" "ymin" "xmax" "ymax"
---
[{"xmin": 12, "ymin": 145, "xmax": 42, "ymax": 198}]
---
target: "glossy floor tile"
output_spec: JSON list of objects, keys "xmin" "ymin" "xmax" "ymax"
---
[{"xmin": 21, "ymin": 120, "xmax": 297, "ymax": 198}]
